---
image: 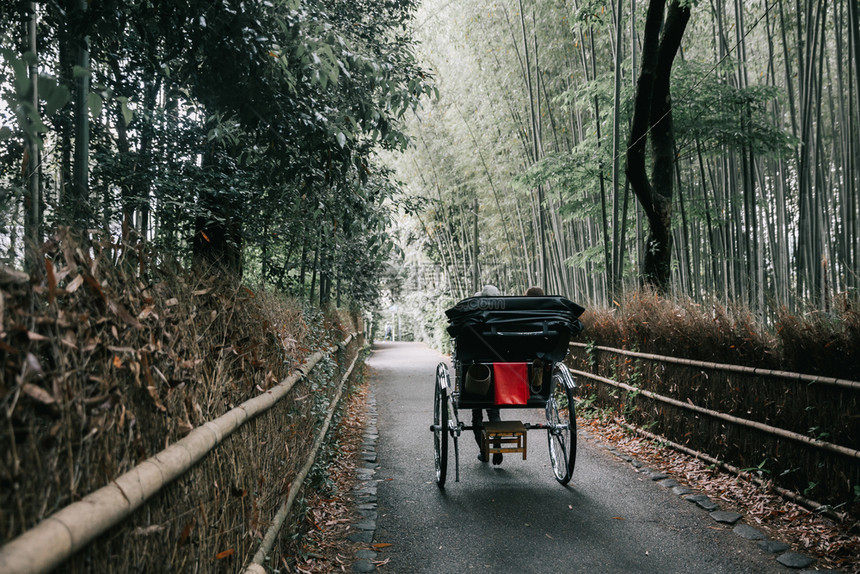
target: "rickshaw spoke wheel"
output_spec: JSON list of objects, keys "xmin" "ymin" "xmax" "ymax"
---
[
  {"xmin": 434, "ymin": 364, "xmax": 449, "ymax": 487},
  {"xmin": 546, "ymin": 367, "xmax": 577, "ymax": 485}
]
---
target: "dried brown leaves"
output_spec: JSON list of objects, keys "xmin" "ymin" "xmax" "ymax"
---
[
  {"xmin": 289, "ymin": 375, "xmax": 371, "ymax": 573},
  {"xmin": 582, "ymin": 416, "xmax": 860, "ymax": 573},
  {"xmin": 0, "ymin": 230, "xmax": 336, "ymax": 548}
]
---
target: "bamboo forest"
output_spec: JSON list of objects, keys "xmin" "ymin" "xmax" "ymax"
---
[
  {"xmin": 1, "ymin": 0, "xmax": 859, "ymax": 316},
  {"xmin": 389, "ymin": 0, "xmax": 859, "ymax": 316}
]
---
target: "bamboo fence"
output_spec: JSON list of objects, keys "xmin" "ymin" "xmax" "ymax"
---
[
  {"xmin": 568, "ymin": 341, "xmax": 860, "ymax": 509},
  {"xmin": 0, "ymin": 334, "xmax": 358, "ymax": 574}
]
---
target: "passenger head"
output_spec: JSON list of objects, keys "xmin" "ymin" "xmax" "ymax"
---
[
  {"xmin": 474, "ymin": 284, "xmax": 501, "ymax": 297},
  {"xmin": 525, "ymin": 286, "xmax": 545, "ymax": 297}
]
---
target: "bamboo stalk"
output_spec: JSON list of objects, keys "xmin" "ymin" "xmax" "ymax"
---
[
  {"xmin": 0, "ymin": 336, "xmax": 356, "ymax": 574},
  {"xmin": 569, "ymin": 342, "xmax": 860, "ymax": 391},
  {"xmin": 569, "ymin": 367, "xmax": 860, "ymax": 460}
]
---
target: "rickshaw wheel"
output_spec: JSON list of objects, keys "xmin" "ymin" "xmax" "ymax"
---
[
  {"xmin": 546, "ymin": 366, "xmax": 577, "ymax": 485},
  {"xmin": 434, "ymin": 364, "xmax": 450, "ymax": 487}
]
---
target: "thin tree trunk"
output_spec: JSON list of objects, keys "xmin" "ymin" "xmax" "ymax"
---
[
  {"xmin": 591, "ymin": 26, "xmax": 611, "ymax": 298},
  {"xmin": 472, "ymin": 195, "xmax": 479, "ymax": 293},
  {"xmin": 517, "ymin": 0, "xmax": 548, "ymax": 288},
  {"xmin": 674, "ymin": 147, "xmax": 692, "ymax": 297},
  {"xmin": 309, "ymin": 229, "xmax": 320, "ymax": 303},
  {"xmin": 299, "ymin": 229, "xmax": 308, "ymax": 296},
  {"xmin": 695, "ymin": 140, "xmax": 719, "ymax": 292},
  {"xmin": 69, "ymin": 0, "xmax": 90, "ymax": 228},
  {"xmin": 24, "ymin": 2, "xmax": 41, "ymax": 272},
  {"xmin": 137, "ymin": 78, "xmax": 160, "ymax": 238},
  {"xmin": 849, "ymin": 0, "xmax": 860, "ymax": 290},
  {"xmin": 833, "ymin": 3, "xmax": 849, "ymax": 294},
  {"xmin": 611, "ymin": 0, "xmax": 625, "ymax": 294}
]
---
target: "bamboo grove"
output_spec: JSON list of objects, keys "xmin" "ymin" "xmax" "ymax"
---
[
  {"xmin": 391, "ymin": 0, "xmax": 860, "ymax": 313},
  {"xmin": 0, "ymin": 0, "xmax": 433, "ymax": 308}
]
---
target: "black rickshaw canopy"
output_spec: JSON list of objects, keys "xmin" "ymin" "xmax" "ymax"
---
[{"xmin": 444, "ymin": 296, "xmax": 585, "ymax": 364}]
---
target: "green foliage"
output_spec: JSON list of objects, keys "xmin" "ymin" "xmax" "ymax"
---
[
  {"xmin": 585, "ymin": 341, "xmax": 598, "ymax": 371},
  {"xmin": 0, "ymin": 0, "xmax": 433, "ymax": 308},
  {"xmin": 741, "ymin": 458, "xmax": 772, "ymax": 477},
  {"xmin": 576, "ymin": 392, "xmax": 599, "ymax": 412},
  {"xmin": 577, "ymin": 393, "xmax": 615, "ymax": 422},
  {"xmin": 0, "ymin": 48, "xmax": 70, "ymax": 148},
  {"xmin": 672, "ymin": 60, "xmax": 796, "ymax": 157},
  {"xmin": 515, "ymin": 147, "xmax": 612, "ymax": 222},
  {"xmin": 566, "ymin": 243, "xmax": 606, "ymax": 273},
  {"xmin": 574, "ymin": 0, "xmax": 613, "ymax": 26}
]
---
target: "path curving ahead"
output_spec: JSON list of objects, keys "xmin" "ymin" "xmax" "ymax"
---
[{"xmin": 366, "ymin": 341, "xmax": 790, "ymax": 574}]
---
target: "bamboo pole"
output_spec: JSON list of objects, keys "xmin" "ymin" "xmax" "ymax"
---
[
  {"xmin": 243, "ymin": 343, "xmax": 362, "ymax": 573},
  {"xmin": 569, "ymin": 342, "xmax": 860, "ymax": 391},
  {"xmin": 0, "ymin": 335, "xmax": 356, "ymax": 574},
  {"xmin": 569, "ymin": 368, "xmax": 860, "ymax": 461},
  {"xmin": 618, "ymin": 421, "xmax": 849, "ymax": 522},
  {"xmin": 24, "ymin": 2, "xmax": 41, "ymax": 274}
]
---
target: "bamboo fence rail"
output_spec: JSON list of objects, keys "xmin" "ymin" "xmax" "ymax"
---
[
  {"xmin": 0, "ymin": 334, "xmax": 357, "ymax": 574},
  {"xmin": 569, "ymin": 342, "xmax": 860, "ymax": 391},
  {"xmin": 618, "ymin": 421, "xmax": 849, "ymax": 522},
  {"xmin": 568, "ymin": 368, "xmax": 860, "ymax": 461},
  {"xmin": 567, "ymin": 341, "xmax": 859, "ymax": 510}
]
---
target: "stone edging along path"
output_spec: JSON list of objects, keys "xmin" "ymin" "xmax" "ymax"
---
[
  {"xmin": 581, "ymin": 428, "xmax": 830, "ymax": 572},
  {"xmin": 349, "ymin": 389, "xmax": 381, "ymax": 573}
]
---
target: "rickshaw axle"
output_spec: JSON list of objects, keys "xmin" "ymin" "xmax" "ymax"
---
[{"xmin": 430, "ymin": 422, "xmax": 565, "ymax": 431}]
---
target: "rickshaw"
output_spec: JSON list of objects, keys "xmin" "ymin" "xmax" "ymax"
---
[{"xmin": 432, "ymin": 295, "xmax": 585, "ymax": 487}]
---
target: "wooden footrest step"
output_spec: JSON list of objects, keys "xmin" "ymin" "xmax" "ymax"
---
[{"xmin": 482, "ymin": 421, "xmax": 527, "ymax": 460}]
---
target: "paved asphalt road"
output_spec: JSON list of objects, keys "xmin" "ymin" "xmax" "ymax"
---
[{"xmin": 366, "ymin": 341, "xmax": 790, "ymax": 574}]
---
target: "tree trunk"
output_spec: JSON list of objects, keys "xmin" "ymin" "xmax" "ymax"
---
[
  {"xmin": 108, "ymin": 55, "xmax": 135, "ymax": 236},
  {"xmin": 472, "ymin": 194, "xmax": 479, "ymax": 293},
  {"xmin": 517, "ymin": 0, "xmax": 548, "ymax": 289},
  {"xmin": 319, "ymin": 239, "xmax": 330, "ymax": 307},
  {"xmin": 849, "ymin": 0, "xmax": 860, "ymax": 290},
  {"xmin": 68, "ymin": 0, "xmax": 90, "ymax": 228},
  {"xmin": 309, "ymin": 230, "xmax": 320, "ymax": 302},
  {"xmin": 625, "ymin": 0, "xmax": 691, "ymax": 291},
  {"xmin": 299, "ymin": 231, "xmax": 308, "ymax": 295},
  {"xmin": 592, "ymin": 27, "xmax": 611, "ymax": 297},
  {"xmin": 192, "ymin": 148, "xmax": 243, "ymax": 276},
  {"xmin": 24, "ymin": 2, "xmax": 41, "ymax": 273},
  {"xmin": 611, "ymin": 0, "xmax": 625, "ymax": 294},
  {"xmin": 136, "ymin": 78, "xmax": 160, "ymax": 238}
]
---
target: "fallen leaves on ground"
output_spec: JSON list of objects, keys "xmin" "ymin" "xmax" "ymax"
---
[
  {"xmin": 290, "ymin": 374, "xmax": 373, "ymax": 573},
  {"xmin": 581, "ymin": 415, "xmax": 860, "ymax": 573}
]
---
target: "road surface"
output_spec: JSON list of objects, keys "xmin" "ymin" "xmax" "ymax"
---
[{"xmin": 365, "ymin": 341, "xmax": 791, "ymax": 574}]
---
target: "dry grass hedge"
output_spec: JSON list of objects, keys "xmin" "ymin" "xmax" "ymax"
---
[
  {"xmin": 570, "ymin": 290, "xmax": 860, "ymax": 513},
  {"xmin": 0, "ymin": 229, "xmax": 360, "ymax": 571},
  {"xmin": 582, "ymin": 291, "xmax": 779, "ymax": 367}
]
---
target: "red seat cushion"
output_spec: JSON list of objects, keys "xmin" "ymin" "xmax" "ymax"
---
[{"xmin": 493, "ymin": 363, "xmax": 529, "ymax": 405}]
